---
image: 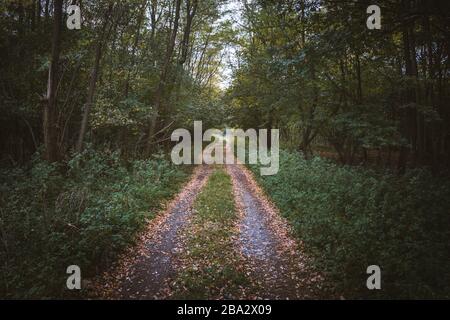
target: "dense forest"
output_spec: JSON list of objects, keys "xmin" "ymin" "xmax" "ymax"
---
[
  {"xmin": 229, "ymin": 0, "xmax": 450, "ymax": 171},
  {"xmin": 1, "ymin": 0, "xmax": 449, "ymax": 299}
]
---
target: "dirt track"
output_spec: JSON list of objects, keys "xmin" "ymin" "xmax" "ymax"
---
[
  {"xmin": 93, "ymin": 162, "xmax": 324, "ymax": 299},
  {"xmin": 227, "ymin": 163, "xmax": 323, "ymax": 299}
]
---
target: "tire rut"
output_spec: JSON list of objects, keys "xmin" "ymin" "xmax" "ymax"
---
[
  {"xmin": 92, "ymin": 165, "xmax": 212, "ymax": 299},
  {"xmin": 227, "ymin": 163, "xmax": 323, "ymax": 299}
]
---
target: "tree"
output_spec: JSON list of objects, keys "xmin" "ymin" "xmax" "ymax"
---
[
  {"xmin": 43, "ymin": 0, "xmax": 63, "ymax": 162},
  {"xmin": 76, "ymin": 3, "xmax": 115, "ymax": 153}
]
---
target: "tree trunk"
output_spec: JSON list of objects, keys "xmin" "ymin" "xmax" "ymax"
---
[
  {"xmin": 124, "ymin": 0, "xmax": 147, "ymax": 97},
  {"xmin": 179, "ymin": 0, "xmax": 198, "ymax": 66},
  {"xmin": 398, "ymin": 1, "xmax": 418, "ymax": 172},
  {"xmin": 146, "ymin": 0, "xmax": 182, "ymax": 155},
  {"xmin": 43, "ymin": 0, "xmax": 62, "ymax": 162},
  {"xmin": 44, "ymin": 0, "xmax": 50, "ymax": 19},
  {"xmin": 76, "ymin": 41, "xmax": 103, "ymax": 153},
  {"xmin": 76, "ymin": 5, "xmax": 115, "ymax": 153}
]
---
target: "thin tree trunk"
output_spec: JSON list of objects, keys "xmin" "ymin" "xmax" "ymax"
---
[
  {"xmin": 179, "ymin": 0, "xmax": 197, "ymax": 66},
  {"xmin": 76, "ymin": 5, "xmax": 114, "ymax": 153},
  {"xmin": 174, "ymin": 0, "xmax": 198, "ymax": 106},
  {"xmin": 355, "ymin": 53, "xmax": 363, "ymax": 103},
  {"xmin": 37, "ymin": 0, "xmax": 41, "ymax": 24},
  {"xmin": 398, "ymin": 0, "xmax": 418, "ymax": 173},
  {"xmin": 43, "ymin": 0, "xmax": 62, "ymax": 162},
  {"xmin": 124, "ymin": 0, "xmax": 147, "ymax": 98},
  {"xmin": 146, "ymin": 0, "xmax": 182, "ymax": 155},
  {"xmin": 44, "ymin": 0, "xmax": 50, "ymax": 19},
  {"xmin": 76, "ymin": 42, "xmax": 103, "ymax": 153}
]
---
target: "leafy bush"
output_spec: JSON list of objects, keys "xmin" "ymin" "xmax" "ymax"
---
[
  {"xmin": 0, "ymin": 148, "xmax": 188, "ymax": 298},
  {"xmin": 249, "ymin": 150, "xmax": 450, "ymax": 298}
]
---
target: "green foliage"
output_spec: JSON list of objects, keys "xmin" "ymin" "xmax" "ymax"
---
[
  {"xmin": 228, "ymin": 0, "xmax": 450, "ymax": 168},
  {"xmin": 0, "ymin": 148, "xmax": 188, "ymax": 298},
  {"xmin": 249, "ymin": 150, "xmax": 450, "ymax": 298}
]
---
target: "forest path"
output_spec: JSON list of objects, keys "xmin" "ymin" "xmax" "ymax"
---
[
  {"xmin": 92, "ymin": 165, "xmax": 212, "ymax": 299},
  {"xmin": 226, "ymin": 163, "xmax": 323, "ymax": 299},
  {"xmin": 93, "ymin": 158, "xmax": 323, "ymax": 299}
]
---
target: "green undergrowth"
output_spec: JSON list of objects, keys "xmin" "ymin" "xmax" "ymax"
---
[
  {"xmin": 249, "ymin": 150, "xmax": 450, "ymax": 299},
  {"xmin": 0, "ymin": 147, "xmax": 189, "ymax": 298}
]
